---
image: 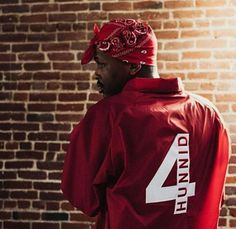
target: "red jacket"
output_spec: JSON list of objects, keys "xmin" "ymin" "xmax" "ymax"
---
[{"xmin": 61, "ymin": 77, "xmax": 230, "ymax": 229}]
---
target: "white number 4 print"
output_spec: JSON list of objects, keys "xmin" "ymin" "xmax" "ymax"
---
[{"xmin": 146, "ymin": 133, "xmax": 196, "ymax": 214}]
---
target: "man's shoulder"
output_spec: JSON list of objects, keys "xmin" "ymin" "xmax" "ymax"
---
[
  {"xmin": 187, "ymin": 92, "xmax": 226, "ymax": 124},
  {"xmin": 187, "ymin": 92, "xmax": 218, "ymax": 111}
]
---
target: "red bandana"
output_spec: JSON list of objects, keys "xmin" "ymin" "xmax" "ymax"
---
[{"xmin": 81, "ymin": 19, "xmax": 157, "ymax": 66}]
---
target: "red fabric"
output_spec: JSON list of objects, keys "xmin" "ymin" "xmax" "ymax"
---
[
  {"xmin": 61, "ymin": 77, "xmax": 230, "ymax": 229},
  {"xmin": 81, "ymin": 19, "xmax": 157, "ymax": 65}
]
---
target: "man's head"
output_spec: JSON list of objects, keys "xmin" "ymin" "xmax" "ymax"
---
[{"xmin": 81, "ymin": 18, "xmax": 158, "ymax": 96}]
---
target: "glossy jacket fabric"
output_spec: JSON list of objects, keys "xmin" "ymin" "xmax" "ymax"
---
[{"xmin": 61, "ymin": 77, "xmax": 230, "ymax": 229}]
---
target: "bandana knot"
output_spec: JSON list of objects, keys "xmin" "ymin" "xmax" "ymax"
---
[{"xmin": 81, "ymin": 19, "xmax": 157, "ymax": 66}]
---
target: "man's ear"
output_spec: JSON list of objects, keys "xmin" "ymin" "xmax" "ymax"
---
[{"xmin": 129, "ymin": 63, "xmax": 142, "ymax": 75}]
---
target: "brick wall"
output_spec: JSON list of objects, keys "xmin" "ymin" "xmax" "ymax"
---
[{"xmin": 0, "ymin": 0, "xmax": 236, "ymax": 228}]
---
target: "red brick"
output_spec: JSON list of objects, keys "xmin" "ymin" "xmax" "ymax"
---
[
  {"xmin": 58, "ymin": 93, "xmax": 86, "ymax": 101},
  {"xmin": 196, "ymin": 0, "xmax": 227, "ymax": 7},
  {"xmin": 35, "ymin": 142, "xmax": 47, "ymax": 151},
  {"xmin": 47, "ymin": 52, "xmax": 74, "ymax": 61},
  {"xmin": 4, "ymin": 222, "xmax": 30, "ymax": 229},
  {"xmin": 42, "ymin": 123, "xmax": 70, "ymax": 131},
  {"xmin": 103, "ymin": 2, "xmax": 132, "ymax": 11},
  {"xmin": 164, "ymin": 0, "xmax": 194, "ymax": 8},
  {"xmin": 155, "ymin": 31, "xmax": 179, "ymax": 39},
  {"xmin": 214, "ymin": 51, "xmax": 236, "ymax": 59},
  {"xmin": 179, "ymin": 21, "xmax": 194, "ymax": 28},
  {"xmin": 166, "ymin": 62, "xmax": 197, "ymax": 70},
  {"xmin": 0, "ymin": 63, "xmax": 22, "ymax": 71},
  {"xmin": 6, "ymin": 142, "xmax": 18, "ymax": 150},
  {"xmin": 30, "ymin": 24, "xmax": 57, "ymax": 32},
  {"xmin": 24, "ymin": 63, "xmax": 50, "ymax": 71},
  {"xmin": 57, "ymin": 103, "xmax": 84, "ymax": 112},
  {"xmin": 61, "ymin": 223, "xmax": 91, "ymax": 229},
  {"xmin": 13, "ymin": 92, "xmax": 28, "ymax": 101},
  {"xmin": 53, "ymin": 62, "xmax": 81, "ymax": 70},
  {"xmin": 37, "ymin": 161, "xmax": 63, "ymax": 171},
  {"xmin": 0, "ymin": 44, "xmax": 10, "ymax": 52},
  {"xmin": 16, "ymin": 150, "xmax": 44, "ymax": 160},
  {"xmin": 0, "ymin": 0, "xmax": 18, "ymax": 4},
  {"xmin": 173, "ymin": 10, "xmax": 204, "ymax": 18},
  {"xmin": 206, "ymin": 9, "xmax": 235, "ymax": 17},
  {"xmin": 16, "ymin": 24, "xmax": 29, "ymax": 32},
  {"xmin": 18, "ymin": 171, "xmax": 47, "ymax": 180},
  {"xmin": 5, "ymin": 161, "xmax": 33, "ymax": 169},
  {"xmin": 13, "ymin": 132, "xmax": 26, "ymax": 141},
  {"xmin": 49, "ymin": 13, "xmax": 76, "ymax": 22},
  {"xmin": 218, "ymin": 218, "xmax": 227, "ymax": 226},
  {"xmin": 199, "ymin": 61, "xmax": 230, "ymax": 70},
  {"xmin": 18, "ymin": 53, "xmax": 45, "ymax": 61},
  {"xmin": 164, "ymin": 41, "xmax": 194, "ymax": 50},
  {"xmin": 13, "ymin": 211, "xmax": 40, "ymax": 220},
  {"xmin": 61, "ymin": 72, "xmax": 90, "ymax": 81},
  {"xmin": 0, "ymin": 15, "xmax": 18, "ymax": 23},
  {"xmin": 12, "ymin": 123, "xmax": 39, "ymax": 131},
  {"xmin": 0, "ymin": 54, "xmax": 16, "ymax": 62},
  {"xmin": 28, "ymin": 103, "xmax": 56, "ymax": 112},
  {"xmin": 78, "ymin": 12, "xmax": 107, "ymax": 21},
  {"xmin": 2, "ymin": 4, "xmax": 29, "ymax": 13},
  {"xmin": 31, "ymin": 4, "xmax": 59, "ymax": 12},
  {"xmin": 181, "ymin": 30, "xmax": 210, "ymax": 38},
  {"xmin": 163, "ymin": 21, "xmax": 178, "ymax": 29},
  {"xmin": 2, "ymin": 82, "xmax": 17, "ymax": 90},
  {"xmin": 214, "ymin": 30, "xmax": 236, "ymax": 38},
  {"xmin": 216, "ymin": 94, "xmax": 236, "ymax": 102},
  {"xmin": 46, "ymin": 202, "xmax": 60, "ymax": 210},
  {"xmin": 158, "ymin": 53, "xmax": 179, "ymax": 61},
  {"xmin": 28, "ymin": 132, "xmax": 57, "ymax": 141},
  {"xmin": 0, "ymin": 151, "xmax": 14, "ymax": 159},
  {"xmin": 4, "ymin": 181, "xmax": 32, "ymax": 189},
  {"xmin": 71, "ymin": 213, "xmax": 96, "ymax": 222},
  {"xmin": 2, "ymin": 24, "xmax": 15, "ymax": 32},
  {"xmin": 48, "ymin": 172, "xmax": 62, "ymax": 180},
  {"xmin": 42, "ymin": 43, "xmax": 70, "ymax": 51},
  {"xmin": 56, "ymin": 114, "xmax": 83, "ymax": 122},
  {"xmin": 18, "ymin": 82, "xmax": 31, "ymax": 90},
  {"xmin": 33, "ymin": 72, "xmax": 60, "ymax": 80},
  {"xmin": 182, "ymin": 51, "xmax": 211, "ymax": 59},
  {"xmin": 22, "ymin": 0, "xmax": 49, "ymax": 2},
  {"xmin": 89, "ymin": 2, "xmax": 100, "ymax": 11},
  {"xmin": 60, "ymin": 3, "xmax": 88, "ymax": 11},
  {"xmin": 28, "ymin": 34, "xmax": 55, "ymax": 42},
  {"xmin": 197, "ymin": 39, "xmax": 227, "ymax": 49},
  {"xmin": 32, "ymin": 223, "xmax": 60, "ymax": 229},
  {"xmin": 20, "ymin": 14, "xmax": 47, "ymax": 23},
  {"xmin": 48, "ymin": 143, "xmax": 61, "ymax": 151},
  {"xmin": 46, "ymin": 82, "xmax": 60, "ymax": 90},
  {"xmin": 0, "ymin": 92, "xmax": 12, "ymax": 100},
  {"xmin": 32, "ymin": 201, "xmax": 46, "ymax": 210},
  {"xmin": 0, "ymin": 211, "xmax": 11, "ymax": 219},
  {"xmin": 0, "ymin": 103, "xmax": 25, "ymax": 111},
  {"xmin": 34, "ymin": 182, "xmax": 60, "ymax": 190},
  {"xmin": 230, "ymin": 219, "xmax": 236, "ymax": 227},
  {"xmin": 58, "ymin": 32, "xmax": 86, "ymax": 41},
  {"xmin": 61, "ymin": 82, "xmax": 76, "ymax": 90},
  {"xmin": 140, "ymin": 11, "xmax": 169, "ymax": 20},
  {"xmin": 39, "ymin": 191, "xmax": 64, "ymax": 201},
  {"xmin": 29, "ymin": 93, "xmax": 56, "ymax": 101},
  {"xmin": 12, "ymin": 43, "xmax": 39, "ymax": 52},
  {"xmin": 56, "ymin": 23, "xmax": 71, "ymax": 31}
]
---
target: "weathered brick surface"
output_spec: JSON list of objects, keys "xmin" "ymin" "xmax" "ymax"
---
[{"xmin": 0, "ymin": 0, "xmax": 235, "ymax": 228}]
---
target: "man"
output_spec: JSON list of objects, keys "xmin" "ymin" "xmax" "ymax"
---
[{"xmin": 61, "ymin": 19, "xmax": 230, "ymax": 229}]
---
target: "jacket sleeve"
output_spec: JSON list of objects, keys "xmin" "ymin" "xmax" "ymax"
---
[{"xmin": 61, "ymin": 101, "xmax": 114, "ymax": 217}]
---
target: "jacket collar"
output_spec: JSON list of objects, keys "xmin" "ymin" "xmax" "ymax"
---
[{"xmin": 123, "ymin": 77, "xmax": 184, "ymax": 94}]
